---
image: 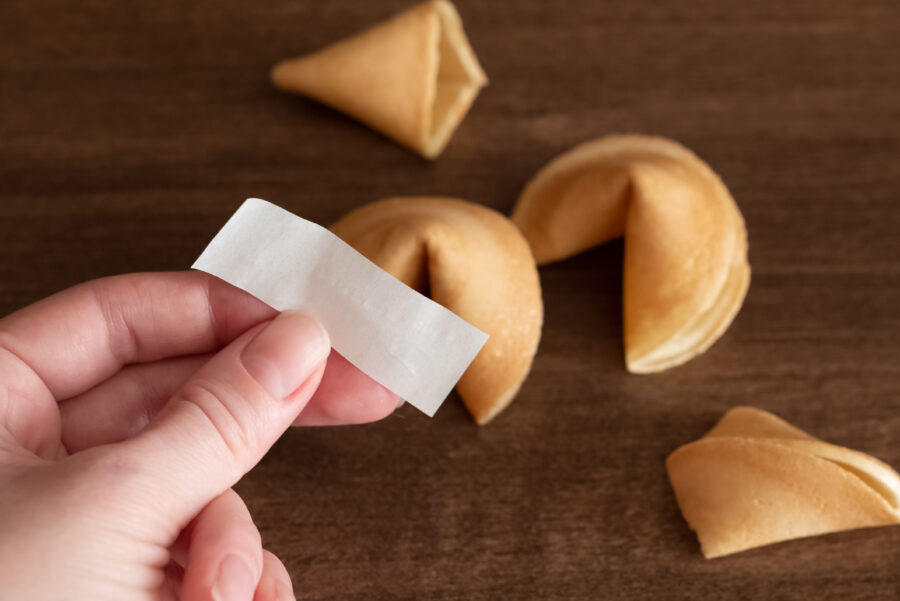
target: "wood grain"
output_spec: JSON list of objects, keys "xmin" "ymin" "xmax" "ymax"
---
[{"xmin": 2, "ymin": 1, "xmax": 900, "ymax": 599}]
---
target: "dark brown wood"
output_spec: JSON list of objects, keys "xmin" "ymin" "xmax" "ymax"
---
[{"xmin": 3, "ymin": 1, "xmax": 900, "ymax": 599}]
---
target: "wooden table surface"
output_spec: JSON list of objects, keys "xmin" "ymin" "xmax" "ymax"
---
[{"xmin": 3, "ymin": 1, "xmax": 900, "ymax": 599}]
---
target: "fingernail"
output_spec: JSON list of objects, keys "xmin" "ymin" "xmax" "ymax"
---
[
  {"xmin": 278, "ymin": 580, "xmax": 297, "ymax": 601},
  {"xmin": 212, "ymin": 554, "xmax": 256, "ymax": 601},
  {"xmin": 241, "ymin": 311, "xmax": 331, "ymax": 399}
]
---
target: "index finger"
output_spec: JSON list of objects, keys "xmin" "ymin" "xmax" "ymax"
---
[{"xmin": 0, "ymin": 271, "xmax": 276, "ymax": 401}]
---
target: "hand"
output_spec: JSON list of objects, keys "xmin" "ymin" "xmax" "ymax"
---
[{"xmin": 0, "ymin": 271, "xmax": 398, "ymax": 601}]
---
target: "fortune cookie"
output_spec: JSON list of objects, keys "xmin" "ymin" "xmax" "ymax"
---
[
  {"xmin": 331, "ymin": 197, "xmax": 543, "ymax": 424},
  {"xmin": 667, "ymin": 406, "xmax": 900, "ymax": 558},
  {"xmin": 511, "ymin": 134, "xmax": 750, "ymax": 373},
  {"xmin": 271, "ymin": 0, "xmax": 487, "ymax": 159}
]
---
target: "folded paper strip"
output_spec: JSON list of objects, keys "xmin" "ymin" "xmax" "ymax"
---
[{"xmin": 193, "ymin": 198, "xmax": 488, "ymax": 417}]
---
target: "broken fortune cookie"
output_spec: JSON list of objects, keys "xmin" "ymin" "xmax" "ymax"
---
[
  {"xmin": 271, "ymin": 0, "xmax": 487, "ymax": 159},
  {"xmin": 331, "ymin": 197, "xmax": 543, "ymax": 425},
  {"xmin": 511, "ymin": 134, "xmax": 750, "ymax": 373},
  {"xmin": 667, "ymin": 406, "xmax": 900, "ymax": 558}
]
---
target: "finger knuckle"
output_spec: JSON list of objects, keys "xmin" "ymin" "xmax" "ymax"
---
[{"xmin": 175, "ymin": 379, "xmax": 257, "ymax": 468}]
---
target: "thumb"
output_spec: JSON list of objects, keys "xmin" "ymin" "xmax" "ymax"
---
[{"xmin": 120, "ymin": 310, "xmax": 330, "ymax": 524}]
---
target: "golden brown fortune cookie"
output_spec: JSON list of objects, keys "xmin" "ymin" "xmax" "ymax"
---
[
  {"xmin": 271, "ymin": 0, "xmax": 487, "ymax": 159},
  {"xmin": 511, "ymin": 134, "xmax": 750, "ymax": 373},
  {"xmin": 331, "ymin": 197, "xmax": 543, "ymax": 425},
  {"xmin": 667, "ymin": 406, "xmax": 900, "ymax": 558}
]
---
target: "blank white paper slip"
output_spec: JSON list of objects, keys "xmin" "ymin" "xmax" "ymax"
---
[{"xmin": 192, "ymin": 198, "xmax": 489, "ymax": 417}]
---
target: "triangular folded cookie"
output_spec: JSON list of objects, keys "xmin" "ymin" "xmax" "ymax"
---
[
  {"xmin": 331, "ymin": 197, "xmax": 543, "ymax": 424},
  {"xmin": 667, "ymin": 407, "xmax": 900, "ymax": 558},
  {"xmin": 511, "ymin": 134, "xmax": 750, "ymax": 373},
  {"xmin": 271, "ymin": 0, "xmax": 487, "ymax": 159}
]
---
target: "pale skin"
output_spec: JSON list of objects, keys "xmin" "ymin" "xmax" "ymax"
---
[{"xmin": 0, "ymin": 271, "xmax": 399, "ymax": 601}]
